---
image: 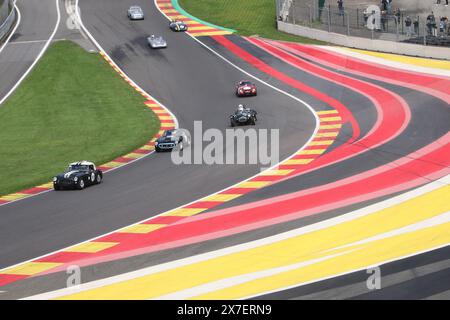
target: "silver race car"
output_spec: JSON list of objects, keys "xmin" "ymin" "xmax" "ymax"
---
[
  {"xmin": 127, "ymin": 6, "xmax": 144, "ymax": 20},
  {"xmin": 147, "ymin": 35, "xmax": 167, "ymax": 49}
]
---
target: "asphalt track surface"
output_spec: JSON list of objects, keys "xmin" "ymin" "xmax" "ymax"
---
[
  {"xmin": 0, "ymin": 0, "xmax": 448, "ymax": 299},
  {"xmin": 0, "ymin": 0, "xmax": 317, "ymax": 269},
  {"xmin": 0, "ymin": 0, "xmax": 57, "ymax": 103}
]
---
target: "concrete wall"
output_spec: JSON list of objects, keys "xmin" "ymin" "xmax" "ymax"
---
[{"xmin": 278, "ymin": 20, "xmax": 450, "ymax": 61}]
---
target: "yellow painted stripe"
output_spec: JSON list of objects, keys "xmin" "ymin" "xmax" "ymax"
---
[
  {"xmin": 140, "ymin": 145, "xmax": 155, "ymax": 151},
  {"xmin": 118, "ymin": 224, "xmax": 166, "ymax": 234},
  {"xmin": 259, "ymin": 169, "xmax": 294, "ymax": 176},
  {"xmin": 317, "ymin": 110, "xmax": 338, "ymax": 115},
  {"xmin": 123, "ymin": 153, "xmax": 144, "ymax": 159},
  {"xmin": 56, "ymin": 185, "xmax": 450, "ymax": 299},
  {"xmin": 282, "ymin": 158, "xmax": 313, "ymax": 165},
  {"xmin": 64, "ymin": 242, "xmax": 118, "ymax": 253},
  {"xmin": 158, "ymin": 116, "xmax": 173, "ymax": 120},
  {"xmin": 188, "ymin": 26, "xmax": 217, "ymax": 31},
  {"xmin": 153, "ymin": 109, "xmax": 168, "ymax": 114},
  {"xmin": 309, "ymin": 140, "xmax": 334, "ymax": 146},
  {"xmin": 101, "ymin": 161, "xmax": 124, "ymax": 168},
  {"xmin": 0, "ymin": 193, "xmax": 29, "ymax": 201},
  {"xmin": 196, "ymin": 223, "xmax": 450, "ymax": 299},
  {"xmin": 316, "ymin": 132, "xmax": 339, "ymax": 138},
  {"xmin": 184, "ymin": 20, "xmax": 201, "ymax": 25},
  {"xmin": 297, "ymin": 149, "xmax": 326, "ymax": 155},
  {"xmin": 320, "ymin": 124, "xmax": 342, "ymax": 130},
  {"xmin": 162, "ymin": 208, "xmax": 208, "ymax": 217},
  {"xmin": 158, "ymin": 3, "xmax": 173, "ymax": 8},
  {"xmin": 160, "ymin": 123, "xmax": 175, "ymax": 128},
  {"xmin": 2, "ymin": 262, "xmax": 63, "ymax": 276},
  {"xmin": 320, "ymin": 116, "xmax": 342, "ymax": 122},
  {"xmin": 162, "ymin": 9, "xmax": 178, "ymax": 13},
  {"xmin": 202, "ymin": 194, "xmax": 241, "ymax": 202},
  {"xmin": 235, "ymin": 181, "xmax": 272, "ymax": 189},
  {"xmin": 192, "ymin": 31, "xmax": 233, "ymax": 37},
  {"xmin": 167, "ymin": 15, "xmax": 186, "ymax": 20},
  {"xmin": 38, "ymin": 182, "xmax": 54, "ymax": 189},
  {"xmin": 346, "ymin": 48, "xmax": 450, "ymax": 70}
]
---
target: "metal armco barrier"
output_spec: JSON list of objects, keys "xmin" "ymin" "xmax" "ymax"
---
[{"xmin": 0, "ymin": 0, "xmax": 16, "ymax": 42}]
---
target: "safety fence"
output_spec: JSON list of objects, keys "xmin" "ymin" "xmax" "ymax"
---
[
  {"xmin": 276, "ymin": 0, "xmax": 450, "ymax": 47},
  {"xmin": 0, "ymin": 0, "xmax": 16, "ymax": 42}
]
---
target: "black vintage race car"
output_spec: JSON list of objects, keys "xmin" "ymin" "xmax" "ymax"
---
[
  {"xmin": 169, "ymin": 20, "xmax": 188, "ymax": 32},
  {"xmin": 155, "ymin": 129, "xmax": 190, "ymax": 152},
  {"xmin": 230, "ymin": 107, "xmax": 258, "ymax": 127},
  {"xmin": 53, "ymin": 161, "xmax": 103, "ymax": 190}
]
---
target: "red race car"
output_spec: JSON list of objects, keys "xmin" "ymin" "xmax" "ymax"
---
[{"xmin": 235, "ymin": 80, "xmax": 257, "ymax": 97}]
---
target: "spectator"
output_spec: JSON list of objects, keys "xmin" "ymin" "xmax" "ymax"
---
[
  {"xmin": 394, "ymin": 8, "xmax": 401, "ymax": 25},
  {"xmin": 405, "ymin": 16, "xmax": 413, "ymax": 37},
  {"xmin": 436, "ymin": 0, "xmax": 441, "ymax": 4},
  {"xmin": 427, "ymin": 12, "xmax": 436, "ymax": 36},
  {"xmin": 413, "ymin": 17, "xmax": 419, "ymax": 35},
  {"xmin": 387, "ymin": 0, "xmax": 392, "ymax": 14},
  {"xmin": 381, "ymin": 0, "xmax": 388, "ymax": 11},
  {"xmin": 440, "ymin": 17, "xmax": 448, "ymax": 37},
  {"xmin": 381, "ymin": 10, "xmax": 387, "ymax": 31},
  {"xmin": 337, "ymin": 0, "xmax": 344, "ymax": 16}
]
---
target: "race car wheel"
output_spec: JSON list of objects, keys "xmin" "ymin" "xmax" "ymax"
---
[
  {"xmin": 54, "ymin": 184, "xmax": 60, "ymax": 191},
  {"xmin": 78, "ymin": 179, "xmax": 85, "ymax": 190},
  {"xmin": 96, "ymin": 174, "xmax": 102, "ymax": 184}
]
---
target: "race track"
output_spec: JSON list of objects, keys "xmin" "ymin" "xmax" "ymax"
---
[{"xmin": 0, "ymin": 0, "xmax": 448, "ymax": 299}]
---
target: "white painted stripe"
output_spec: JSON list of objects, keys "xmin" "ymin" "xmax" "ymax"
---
[
  {"xmin": 23, "ymin": 175, "xmax": 449, "ymax": 299},
  {"xmin": 154, "ymin": 251, "xmax": 351, "ymax": 300},
  {"xmin": 327, "ymin": 211, "xmax": 450, "ymax": 252},
  {"xmin": 320, "ymin": 46, "xmax": 450, "ymax": 78},
  {"xmin": 8, "ymin": 38, "xmax": 66, "ymax": 45}
]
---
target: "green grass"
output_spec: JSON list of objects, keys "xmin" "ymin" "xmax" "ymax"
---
[
  {"xmin": 0, "ymin": 41, "xmax": 160, "ymax": 196},
  {"xmin": 178, "ymin": 0, "xmax": 325, "ymax": 44}
]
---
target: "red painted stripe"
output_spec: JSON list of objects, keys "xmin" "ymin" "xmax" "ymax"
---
[
  {"xmin": 269, "ymin": 40, "xmax": 450, "ymax": 103},
  {"xmin": 245, "ymin": 37, "xmax": 411, "ymax": 181},
  {"xmin": 36, "ymin": 131, "xmax": 449, "ymax": 274},
  {"xmin": 220, "ymin": 188, "xmax": 257, "ymax": 195},
  {"xmin": 133, "ymin": 148, "xmax": 152, "ymax": 154},
  {"xmin": 20, "ymin": 187, "xmax": 49, "ymax": 194},
  {"xmin": 184, "ymin": 201, "xmax": 223, "ymax": 209},
  {"xmin": 0, "ymin": 274, "xmax": 28, "ymax": 287},
  {"xmin": 143, "ymin": 216, "xmax": 185, "ymax": 224}
]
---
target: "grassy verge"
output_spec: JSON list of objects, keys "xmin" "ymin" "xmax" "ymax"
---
[
  {"xmin": 178, "ymin": 0, "xmax": 325, "ymax": 44},
  {"xmin": 0, "ymin": 41, "xmax": 159, "ymax": 196}
]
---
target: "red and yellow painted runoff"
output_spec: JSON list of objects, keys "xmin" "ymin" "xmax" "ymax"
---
[
  {"xmin": 42, "ymin": 181, "xmax": 450, "ymax": 299},
  {"xmin": 0, "ymin": 52, "xmax": 176, "ymax": 207},
  {"xmin": 155, "ymin": 0, "xmax": 233, "ymax": 37},
  {"xmin": 0, "ymin": 110, "xmax": 341, "ymax": 285}
]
